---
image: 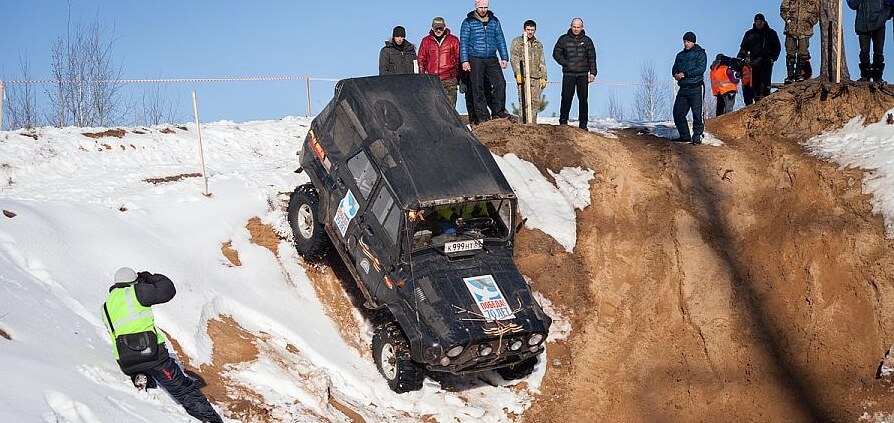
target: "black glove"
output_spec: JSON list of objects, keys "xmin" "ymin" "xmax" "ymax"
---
[{"xmin": 137, "ymin": 271, "xmax": 152, "ymax": 283}]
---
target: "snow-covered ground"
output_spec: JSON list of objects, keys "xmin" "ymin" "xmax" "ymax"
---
[{"xmin": 0, "ymin": 117, "xmax": 585, "ymax": 422}]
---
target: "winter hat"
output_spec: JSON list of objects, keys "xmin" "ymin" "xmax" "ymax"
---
[
  {"xmin": 475, "ymin": 0, "xmax": 489, "ymax": 8},
  {"xmin": 683, "ymin": 31, "xmax": 696, "ymax": 43},
  {"xmin": 754, "ymin": 13, "xmax": 765, "ymax": 22},
  {"xmin": 392, "ymin": 26, "xmax": 406, "ymax": 38},
  {"xmin": 432, "ymin": 17, "xmax": 446, "ymax": 29},
  {"xmin": 114, "ymin": 267, "xmax": 138, "ymax": 284}
]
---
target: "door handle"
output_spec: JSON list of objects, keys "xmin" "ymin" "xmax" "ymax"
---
[
  {"xmin": 336, "ymin": 177, "xmax": 346, "ymax": 189},
  {"xmin": 364, "ymin": 225, "xmax": 374, "ymax": 236}
]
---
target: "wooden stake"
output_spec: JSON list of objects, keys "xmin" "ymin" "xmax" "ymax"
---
[
  {"xmin": 522, "ymin": 32, "xmax": 533, "ymax": 124},
  {"xmin": 306, "ymin": 74, "xmax": 312, "ymax": 117},
  {"xmin": 0, "ymin": 80, "xmax": 5, "ymax": 132},
  {"xmin": 191, "ymin": 90, "xmax": 210, "ymax": 197},
  {"xmin": 836, "ymin": 0, "xmax": 843, "ymax": 83}
]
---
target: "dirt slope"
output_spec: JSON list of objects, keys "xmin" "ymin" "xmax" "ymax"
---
[{"xmin": 471, "ymin": 81, "xmax": 894, "ymax": 422}]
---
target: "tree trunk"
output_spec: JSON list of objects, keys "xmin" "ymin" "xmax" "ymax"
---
[{"xmin": 819, "ymin": 0, "xmax": 851, "ymax": 81}]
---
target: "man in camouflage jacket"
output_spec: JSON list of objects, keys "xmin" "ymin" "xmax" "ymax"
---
[
  {"xmin": 510, "ymin": 19, "xmax": 547, "ymax": 124},
  {"xmin": 781, "ymin": 0, "xmax": 820, "ymax": 83}
]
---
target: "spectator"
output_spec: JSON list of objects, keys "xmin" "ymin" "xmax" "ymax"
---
[
  {"xmin": 847, "ymin": 0, "xmax": 891, "ymax": 82},
  {"xmin": 737, "ymin": 14, "xmax": 781, "ymax": 101},
  {"xmin": 741, "ymin": 63, "xmax": 755, "ymax": 105},
  {"xmin": 710, "ymin": 54, "xmax": 740, "ymax": 116},
  {"xmin": 672, "ymin": 31, "xmax": 707, "ymax": 145},
  {"xmin": 418, "ymin": 17, "xmax": 461, "ymax": 106},
  {"xmin": 460, "ymin": 0, "xmax": 511, "ymax": 123},
  {"xmin": 511, "ymin": 19, "xmax": 547, "ymax": 124},
  {"xmin": 781, "ymin": 0, "xmax": 820, "ymax": 84},
  {"xmin": 379, "ymin": 26, "xmax": 417, "ymax": 75},
  {"xmin": 553, "ymin": 17, "xmax": 597, "ymax": 130}
]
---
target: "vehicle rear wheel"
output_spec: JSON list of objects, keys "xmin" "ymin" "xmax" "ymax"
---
[
  {"xmin": 372, "ymin": 322, "xmax": 424, "ymax": 393},
  {"xmin": 287, "ymin": 185, "xmax": 330, "ymax": 258},
  {"xmin": 497, "ymin": 356, "xmax": 538, "ymax": 381}
]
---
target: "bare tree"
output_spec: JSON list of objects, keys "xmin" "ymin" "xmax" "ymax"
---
[
  {"xmin": 633, "ymin": 61, "xmax": 670, "ymax": 122},
  {"xmin": 6, "ymin": 51, "xmax": 41, "ymax": 129},
  {"xmin": 48, "ymin": 15, "xmax": 124, "ymax": 128},
  {"xmin": 604, "ymin": 90, "xmax": 625, "ymax": 121},
  {"xmin": 819, "ymin": 0, "xmax": 851, "ymax": 81},
  {"xmin": 137, "ymin": 83, "xmax": 182, "ymax": 126}
]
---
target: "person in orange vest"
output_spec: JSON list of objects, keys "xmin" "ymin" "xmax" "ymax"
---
[
  {"xmin": 710, "ymin": 54, "xmax": 741, "ymax": 116},
  {"xmin": 741, "ymin": 63, "xmax": 754, "ymax": 105}
]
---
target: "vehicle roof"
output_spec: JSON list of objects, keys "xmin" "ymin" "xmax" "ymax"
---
[{"xmin": 312, "ymin": 75, "xmax": 514, "ymax": 208}]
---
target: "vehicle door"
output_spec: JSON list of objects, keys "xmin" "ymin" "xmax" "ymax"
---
[
  {"xmin": 325, "ymin": 99, "xmax": 369, "ymax": 248},
  {"xmin": 340, "ymin": 149, "xmax": 384, "ymax": 297},
  {"xmin": 357, "ymin": 183, "xmax": 402, "ymax": 299}
]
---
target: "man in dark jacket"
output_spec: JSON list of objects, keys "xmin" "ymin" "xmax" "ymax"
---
[
  {"xmin": 672, "ymin": 32, "xmax": 707, "ymax": 145},
  {"xmin": 379, "ymin": 26, "xmax": 417, "ymax": 75},
  {"xmin": 847, "ymin": 0, "xmax": 891, "ymax": 82},
  {"xmin": 419, "ymin": 17, "xmax": 461, "ymax": 106},
  {"xmin": 102, "ymin": 267, "xmax": 222, "ymax": 423},
  {"xmin": 737, "ymin": 14, "xmax": 781, "ymax": 101},
  {"xmin": 460, "ymin": 0, "xmax": 511, "ymax": 123},
  {"xmin": 553, "ymin": 17, "xmax": 597, "ymax": 129}
]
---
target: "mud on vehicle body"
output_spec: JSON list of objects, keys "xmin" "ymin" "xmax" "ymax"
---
[{"xmin": 288, "ymin": 75, "xmax": 551, "ymax": 393}]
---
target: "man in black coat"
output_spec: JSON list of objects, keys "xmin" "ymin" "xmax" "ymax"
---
[
  {"xmin": 553, "ymin": 17, "xmax": 597, "ymax": 130},
  {"xmin": 102, "ymin": 267, "xmax": 222, "ymax": 423},
  {"xmin": 847, "ymin": 0, "xmax": 891, "ymax": 82},
  {"xmin": 672, "ymin": 32, "xmax": 707, "ymax": 145},
  {"xmin": 379, "ymin": 26, "xmax": 417, "ymax": 75},
  {"xmin": 737, "ymin": 13, "xmax": 781, "ymax": 101}
]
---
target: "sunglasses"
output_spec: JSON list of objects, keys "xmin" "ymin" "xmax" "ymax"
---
[{"xmin": 433, "ymin": 27, "xmax": 445, "ymax": 31}]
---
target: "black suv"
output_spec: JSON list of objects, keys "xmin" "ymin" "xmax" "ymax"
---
[{"xmin": 287, "ymin": 75, "xmax": 551, "ymax": 393}]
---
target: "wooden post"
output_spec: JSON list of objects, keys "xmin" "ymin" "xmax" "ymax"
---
[
  {"xmin": 306, "ymin": 74, "xmax": 312, "ymax": 117},
  {"xmin": 191, "ymin": 90, "xmax": 210, "ymax": 197},
  {"xmin": 522, "ymin": 31, "xmax": 533, "ymax": 124},
  {"xmin": 0, "ymin": 80, "xmax": 5, "ymax": 132},
  {"xmin": 836, "ymin": 0, "xmax": 843, "ymax": 83}
]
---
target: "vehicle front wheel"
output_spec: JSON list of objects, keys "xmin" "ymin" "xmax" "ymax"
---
[
  {"xmin": 287, "ymin": 185, "xmax": 330, "ymax": 258},
  {"xmin": 372, "ymin": 322, "xmax": 424, "ymax": 393},
  {"xmin": 497, "ymin": 356, "xmax": 538, "ymax": 381}
]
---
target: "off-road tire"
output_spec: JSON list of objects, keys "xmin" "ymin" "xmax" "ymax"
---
[
  {"xmin": 287, "ymin": 185, "xmax": 330, "ymax": 259},
  {"xmin": 372, "ymin": 322, "xmax": 424, "ymax": 393},
  {"xmin": 497, "ymin": 356, "xmax": 538, "ymax": 381}
]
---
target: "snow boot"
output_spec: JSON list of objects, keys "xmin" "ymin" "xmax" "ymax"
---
[
  {"xmin": 859, "ymin": 63, "xmax": 872, "ymax": 82},
  {"xmin": 873, "ymin": 63, "xmax": 886, "ymax": 84},
  {"xmin": 784, "ymin": 56, "xmax": 797, "ymax": 84}
]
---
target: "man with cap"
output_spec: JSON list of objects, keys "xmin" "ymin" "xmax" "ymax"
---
[
  {"xmin": 379, "ymin": 25, "xmax": 418, "ymax": 75},
  {"xmin": 511, "ymin": 19, "xmax": 548, "ymax": 124},
  {"xmin": 553, "ymin": 17, "xmax": 597, "ymax": 130},
  {"xmin": 460, "ymin": 0, "xmax": 512, "ymax": 123},
  {"xmin": 419, "ymin": 17, "xmax": 461, "ymax": 106},
  {"xmin": 737, "ymin": 13, "xmax": 781, "ymax": 101},
  {"xmin": 672, "ymin": 31, "xmax": 707, "ymax": 145},
  {"xmin": 101, "ymin": 267, "xmax": 223, "ymax": 423}
]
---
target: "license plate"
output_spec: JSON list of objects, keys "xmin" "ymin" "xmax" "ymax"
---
[{"xmin": 444, "ymin": 239, "xmax": 483, "ymax": 253}]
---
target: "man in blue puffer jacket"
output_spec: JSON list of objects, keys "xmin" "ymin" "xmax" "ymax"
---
[
  {"xmin": 847, "ymin": 0, "xmax": 891, "ymax": 82},
  {"xmin": 671, "ymin": 31, "xmax": 707, "ymax": 145},
  {"xmin": 460, "ymin": 0, "xmax": 511, "ymax": 123}
]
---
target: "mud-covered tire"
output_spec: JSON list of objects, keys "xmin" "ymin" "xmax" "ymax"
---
[
  {"xmin": 287, "ymin": 185, "xmax": 330, "ymax": 258},
  {"xmin": 497, "ymin": 356, "xmax": 538, "ymax": 381},
  {"xmin": 372, "ymin": 322, "xmax": 424, "ymax": 393}
]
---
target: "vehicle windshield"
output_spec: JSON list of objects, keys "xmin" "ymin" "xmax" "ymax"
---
[{"xmin": 409, "ymin": 199, "xmax": 514, "ymax": 253}]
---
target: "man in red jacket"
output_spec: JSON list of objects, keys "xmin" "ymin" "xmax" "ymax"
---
[{"xmin": 418, "ymin": 16, "xmax": 461, "ymax": 107}]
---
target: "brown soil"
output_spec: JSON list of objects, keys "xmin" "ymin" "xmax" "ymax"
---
[
  {"xmin": 472, "ymin": 81, "xmax": 894, "ymax": 422},
  {"xmin": 143, "ymin": 173, "xmax": 202, "ymax": 185},
  {"xmin": 221, "ymin": 241, "xmax": 241, "ymax": 266},
  {"xmin": 3, "ymin": 210, "xmax": 15, "ymax": 218},
  {"xmin": 0, "ymin": 327, "xmax": 10, "ymax": 340},
  {"xmin": 83, "ymin": 128, "xmax": 126, "ymax": 139},
  {"xmin": 160, "ymin": 128, "xmax": 176, "ymax": 134}
]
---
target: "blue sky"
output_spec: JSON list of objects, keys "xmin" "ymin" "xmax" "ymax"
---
[{"xmin": 0, "ymin": 0, "xmax": 875, "ymax": 124}]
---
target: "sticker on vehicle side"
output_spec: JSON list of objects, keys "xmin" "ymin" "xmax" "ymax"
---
[
  {"xmin": 445, "ymin": 238, "xmax": 483, "ymax": 254},
  {"xmin": 334, "ymin": 190, "xmax": 359, "ymax": 237},
  {"xmin": 463, "ymin": 275, "xmax": 516, "ymax": 321}
]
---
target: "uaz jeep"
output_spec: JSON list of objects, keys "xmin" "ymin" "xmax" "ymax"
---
[{"xmin": 288, "ymin": 75, "xmax": 551, "ymax": 393}]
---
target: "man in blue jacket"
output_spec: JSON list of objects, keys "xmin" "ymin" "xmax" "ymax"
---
[
  {"xmin": 847, "ymin": 0, "xmax": 891, "ymax": 82},
  {"xmin": 460, "ymin": 0, "xmax": 511, "ymax": 123},
  {"xmin": 672, "ymin": 31, "xmax": 707, "ymax": 145}
]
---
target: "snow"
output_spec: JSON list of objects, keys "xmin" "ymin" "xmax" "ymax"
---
[{"xmin": 0, "ymin": 118, "xmax": 572, "ymax": 422}]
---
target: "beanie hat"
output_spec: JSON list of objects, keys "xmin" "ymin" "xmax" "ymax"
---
[
  {"xmin": 114, "ymin": 267, "xmax": 138, "ymax": 284},
  {"xmin": 683, "ymin": 31, "xmax": 696, "ymax": 43},
  {"xmin": 475, "ymin": 0, "xmax": 489, "ymax": 8},
  {"xmin": 754, "ymin": 13, "xmax": 765, "ymax": 22},
  {"xmin": 524, "ymin": 19, "xmax": 537, "ymax": 29},
  {"xmin": 392, "ymin": 26, "xmax": 406, "ymax": 38},
  {"xmin": 432, "ymin": 17, "xmax": 446, "ymax": 29}
]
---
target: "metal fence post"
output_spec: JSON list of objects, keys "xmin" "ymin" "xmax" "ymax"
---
[
  {"xmin": 0, "ymin": 80, "xmax": 5, "ymax": 132},
  {"xmin": 192, "ymin": 90, "xmax": 210, "ymax": 197},
  {"xmin": 306, "ymin": 74, "xmax": 312, "ymax": 117}
]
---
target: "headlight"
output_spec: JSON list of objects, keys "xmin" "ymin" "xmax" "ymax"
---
[
  {"xmin": 509, "ymin": 339, "xmax": 523, "ymax": 351},
  {"xmin": 479, "ymin": 343, "xmax": 493, "ymax": 357},
  {"xmin": 446, "ymin": 345, "xmax": 464, "ymax": 358},
  {"xmin": 528, "ymin": 333, "xmax": 544, "ymax": 346}
]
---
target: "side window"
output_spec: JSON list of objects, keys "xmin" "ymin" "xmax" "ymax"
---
[
  {"xmin": 371, "ymin": 186, "xmax": 401, "ymax": 244},
  {"xmin": 347, "ymin": 151, "xmax": 378, "ymax": 200},
  {"xmin": 331, "ymin": 100, "xmax": 366, "ymax": 158}
]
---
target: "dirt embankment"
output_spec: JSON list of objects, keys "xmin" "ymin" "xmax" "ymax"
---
[{"xmin": 473, "ymin": 81, "xmax": 894, "ymax": 422}]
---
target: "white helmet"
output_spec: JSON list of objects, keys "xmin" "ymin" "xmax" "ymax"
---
[{"xmin": 114, "ymin": 267, "xmax": 138, "ymax": 284}]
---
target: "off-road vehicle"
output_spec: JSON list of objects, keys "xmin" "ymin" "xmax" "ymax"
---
[{"xmin": 287, "ymin": 75, "xmax": 552, "ymax": 393}]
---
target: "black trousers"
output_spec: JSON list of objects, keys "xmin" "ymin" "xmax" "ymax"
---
[
  {"xmin": 145, "ymin": 356, "xmax": 222, "ymax": 422},
  {"xmin": 752, "ymin": 61, "xmax": 773, "ymax": 101},
  {"xmin": 469, "ymin": 56, "xmax": 506, "ymax": 122},
  {"xmin": 673, "ymin": 84, "xmax": 705, "ymax": 140},
  {"xmin": 715, "ymin": 92, "xmax": 736, "ymax": 116},
  {"xmin": 858, "ymin": 27, "xmax": 886, "ymax": 65},
  {"xmin": 560, "ymin": 74, "xmax": 589, "ymax": 128}
]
